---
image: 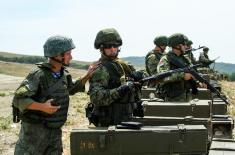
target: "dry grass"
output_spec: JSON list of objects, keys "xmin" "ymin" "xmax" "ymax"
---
[
  {"xmin": 0, "ymin": 61, "xmax": 86, "ymax": 78},
  {"xmin": 221, "ymin": 81, "xmax": 235, "ymax": 115}
]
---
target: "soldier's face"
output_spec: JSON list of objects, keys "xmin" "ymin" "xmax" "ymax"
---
[
  {"xmin": 159, "ymin": 45, "xmax": 166, "ymax": 52},
  {"xmin": 186, "ymin": 45, "xmax": 192, "ymax": 50},
  {"xmin": 103, "ymin": 46, "xmax": 119, "ymax": 58},
  {"xmin": 62, "ymin": 50, "xmax": 73, "ymax": 65},
  {"xmin": 179, "ymin": 44, "xmax": 187, "ymax": 53}
]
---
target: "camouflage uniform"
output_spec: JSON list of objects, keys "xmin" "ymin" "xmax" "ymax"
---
[
  {"xmin": 145, "ymin": 50, "xmax": 164, "ymax": 75},
  {"xmin": 13, "ymin": 36, "xmax": 85, "ymax": 155},
  {"xmin": 199, "ymin": 48, "xmax": 214, "ymax": 67},
  {"xmin": 184, "ymin": 40, "xmax": 197, "ymax": 64},
  {"xmin": 145, "ymin": 36, "xmax": 167, "ymax": 87},
  {"xmin": 157, "ymin": 33, "xmax": 193, "ymax": 102},
  {"xmin": 89, "ymin": 28, "xmax": 142, "ymax": 127}
]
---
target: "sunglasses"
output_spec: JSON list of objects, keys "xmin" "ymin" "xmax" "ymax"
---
[{"xmin": 102, "ymin": 44, "xmax": 119, "ymax": 49}]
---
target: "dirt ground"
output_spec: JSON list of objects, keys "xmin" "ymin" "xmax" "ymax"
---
[{"xmin": 0, "ymin": 73, "xmax": 235, "ymax": 155}]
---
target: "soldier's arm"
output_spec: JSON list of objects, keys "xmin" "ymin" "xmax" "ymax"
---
[
  {"xmin": 200, "ymin": 53, "xmax": 210, "ymax": 63},
  {"xmin": 68, "ymin": 62, "xmax": 100, "ymax": 95},
  {"xmin": 147, "ymin": 54, "xmax": 159, "ymax": 75},
  {"xmin": 157, "ymin": 56, "xmax": 184, "ymax": 83},
  {"xmin": 67, "ymin": 75, "xmax": 86, "ymax": 95},
  {"xmin": 12, "ymin": 70, "xmax": 41, "ymax": 112},
  {"xmin": 89, "ymin": 66, "xmax": 120, "ymax": 106}
]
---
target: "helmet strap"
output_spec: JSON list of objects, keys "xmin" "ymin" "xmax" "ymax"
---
[
  {"xmin": 100, "ymin": 47, "xmax": 120, "ymax": 59},
  {"xmin": 50, "ymin": 55, "xmax": 69, "ymax": 67},
  {"xmin": 157, "ymin": 45, "xmax": 164, "ymax": 53},
  {"xmin": 172, "ymin": 46, "xmax": 184, "ymax": 55}
]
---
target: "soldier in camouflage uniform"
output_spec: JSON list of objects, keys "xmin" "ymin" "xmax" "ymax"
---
[
  {"xmin": 13, "ymin": 35, "xmax": 97, "ymax": 155},
  {"xmin": 88, "ymin": 28, "xmax": 144, "ymax": 127},
  {"xmin": 145, "ymin": 36, "xmax": 168, "ymax": 87},
  {"xmin": 184, "ymin": 40, "xmax": 197, "ymax": 64},
  {"xmin": 157, "ymin": 33, "xmax": 196, "ymax": 102},
  {"xmin": 199, "ymin": 47, "xmax": 214, "ymax": 67}
]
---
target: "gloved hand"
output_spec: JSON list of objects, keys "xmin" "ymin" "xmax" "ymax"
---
[
  {"xmin": 130, "ymin": 71, "xmax": 145, "ymax": 81},
  {"xmin": 116, "ymin": 81, "xmax": 134, "ymax": 97}
]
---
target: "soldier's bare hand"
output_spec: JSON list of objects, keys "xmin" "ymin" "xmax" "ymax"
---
[
  {"xmin": 87, "ymin": 62, "xmax": 101, "ymax": 78},
  {"xmin": 184, "ymin": 73, "xmax": 194, "ymax": 81},
  {"xmin": 199, "ymin": 82, "xmax": 207, "ymax": 88},
  {"xmin": 41, "ymin": 99, "xmax": 60, "ymax": 114}
]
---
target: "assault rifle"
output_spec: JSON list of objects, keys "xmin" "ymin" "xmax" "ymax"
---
[
  {"xmin": 167, "ymin": 55, "xmax": 229, "ymax": 104},
  {"xmin": 139, "ymin": 64, "xmax": 202, "ymax": 84},
  {"xmin": 185, "ymin": 46, "xmax": 205, "ymax": 53}
]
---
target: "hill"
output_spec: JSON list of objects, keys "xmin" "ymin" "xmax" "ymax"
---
[
  {"xmin": 1, "ymin": 51, "xmax": 235, "ymax": 74},
  {"xmin": 122, "ymin": 56, "xmax": 235, "ymax": 74},
  {"xmin": 0, "ymin": 51, "xmax": 91, "ymax": 70}
]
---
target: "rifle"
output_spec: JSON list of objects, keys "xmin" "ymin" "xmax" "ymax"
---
[
  {"xmin": 139, "ymin": 64, "xmax": 202, "ymax": 84},
  {"xmin": 167, "ymin": 56, "xmax": 229, "ymax": 104},
  {"xmin": 185, "ymin": 46, "xmax": 205, "ymax": 53},
  {"xmin": 200, "ymin": 56, "xmax": 220, "ymax": 67}
]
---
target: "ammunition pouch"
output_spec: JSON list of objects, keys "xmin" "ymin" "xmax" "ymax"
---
[
  {"xmin": 85, "ymin": 102, "xmax": 99, "ymax": 126},
  {"xmin": 86, "ymin": 102, "xmax": 132, "ymax": 127}
]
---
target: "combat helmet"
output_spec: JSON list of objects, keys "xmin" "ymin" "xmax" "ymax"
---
[
  {"xmin": 203, "ymin": 47, "xmax": 209, "ymax": 52},
  {"xmin": 94, "ymin": 28, "xmax": 122, "ymax": 49},
  {"xmin": 153, "ymin": 36, "xmax": 168, "ymax": 46},
  {"xmin": 186, "ymin": 40, "xmax": 193, "ymax": 46},
  {"xmin": 168, "ymin": 33, "xmax": 188, "ymax": 47},
  {"xmin": 43, "ymin": 35, "xmax": 75, "ymax": 57}
]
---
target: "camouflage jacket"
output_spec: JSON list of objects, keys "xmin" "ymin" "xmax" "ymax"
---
[
  {"xmin": 199, "ymin": 52, "xmax": 213, "ymax": 65},
  {"xmin": 89, "ymin": 54, "xmax": 134, "ymax": 107},
  {"xmin": 157, "ymin": 51, "xmax": 193, "ymax": 101},
  {"xmin": 145, "ymin": 50, "xmax": 164, "ymax": 75},
  {"xmin": 12, "ymin": 62, "xmax": 85, "ymax": 112},
  {"xmin": 157, "ymin": 51, "xmax": 188, "ymax": 83},
  {"xmin": 184, "ymin": 51, "xmax": 197, "ymax": 64}
]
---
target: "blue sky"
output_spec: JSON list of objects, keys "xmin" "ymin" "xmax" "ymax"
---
[{"xmin": 0, "ymin": 0, "xmax": 235, "ymax": 63}]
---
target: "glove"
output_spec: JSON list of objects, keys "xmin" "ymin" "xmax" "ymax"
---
[
  {"xmin": 116, "ymin": 81, "xmax": 134, "ymax": 97},
  {"xmin": 130, "ymin": 71, "xmax": 145, "ymax": 81}
]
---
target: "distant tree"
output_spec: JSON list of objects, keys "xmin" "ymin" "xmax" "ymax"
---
[
  {"xmin": 0, "ymin": 55, "xmax": 88, "ymax": 70},
  {"xmin": 229, "ymin": 72, "xmax": 235, "ymax": 81}
]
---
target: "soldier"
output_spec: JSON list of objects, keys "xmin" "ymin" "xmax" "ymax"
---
[
  {"xmin": 145, "ymin": 35, "xmax": 168, "ymax": 76},
  {"xmin": 88, "ymin": 28, "xmax": 143, "ymax": 127},
  {"xmin": 185, "ymin": 40, "xmax": 197, "ymax": 64},
  {"xmin": 157, "ymin": 33, "xmax": 196, "ymax": 102},
  {"xmin": 13, "ymin": 35, "xmax": 97, "ymax": 155},
  {"xmin": 199, "ymin": 47, "xmax": 214, "ymax": 67}
]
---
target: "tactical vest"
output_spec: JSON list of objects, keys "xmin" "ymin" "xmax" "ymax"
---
[
  {"xmin": 93, "ymin": 59, "xmax": 133, "ymax": 127},
  {"xmin": 22, "ymin": 64, "xmax": 70, "ymax": 129},
  {"xmin": 158, "ymin": 52, "xmax": 191, "ymax": 99},
  {"xmin": 145, "ymin": 50, "xmax": 162, "ymax": 75}
]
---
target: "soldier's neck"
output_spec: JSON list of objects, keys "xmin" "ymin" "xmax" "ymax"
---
[{"xmin": 49, "ymin": 60, "xmax": 63, "ymax": 72}]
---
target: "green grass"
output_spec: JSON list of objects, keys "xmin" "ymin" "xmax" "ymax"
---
[
  {"xmin": 0, "ymin": 116, "xmax": 12, "ymax": 130},
  {"xmin": 0, "ymin": 92, "xmax": 6, "ymax": 97}
]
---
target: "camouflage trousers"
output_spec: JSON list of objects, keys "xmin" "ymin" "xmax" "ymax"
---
[{"xmin": 14, "ymin": 121, "xmax": 63, "ymax": 155}]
